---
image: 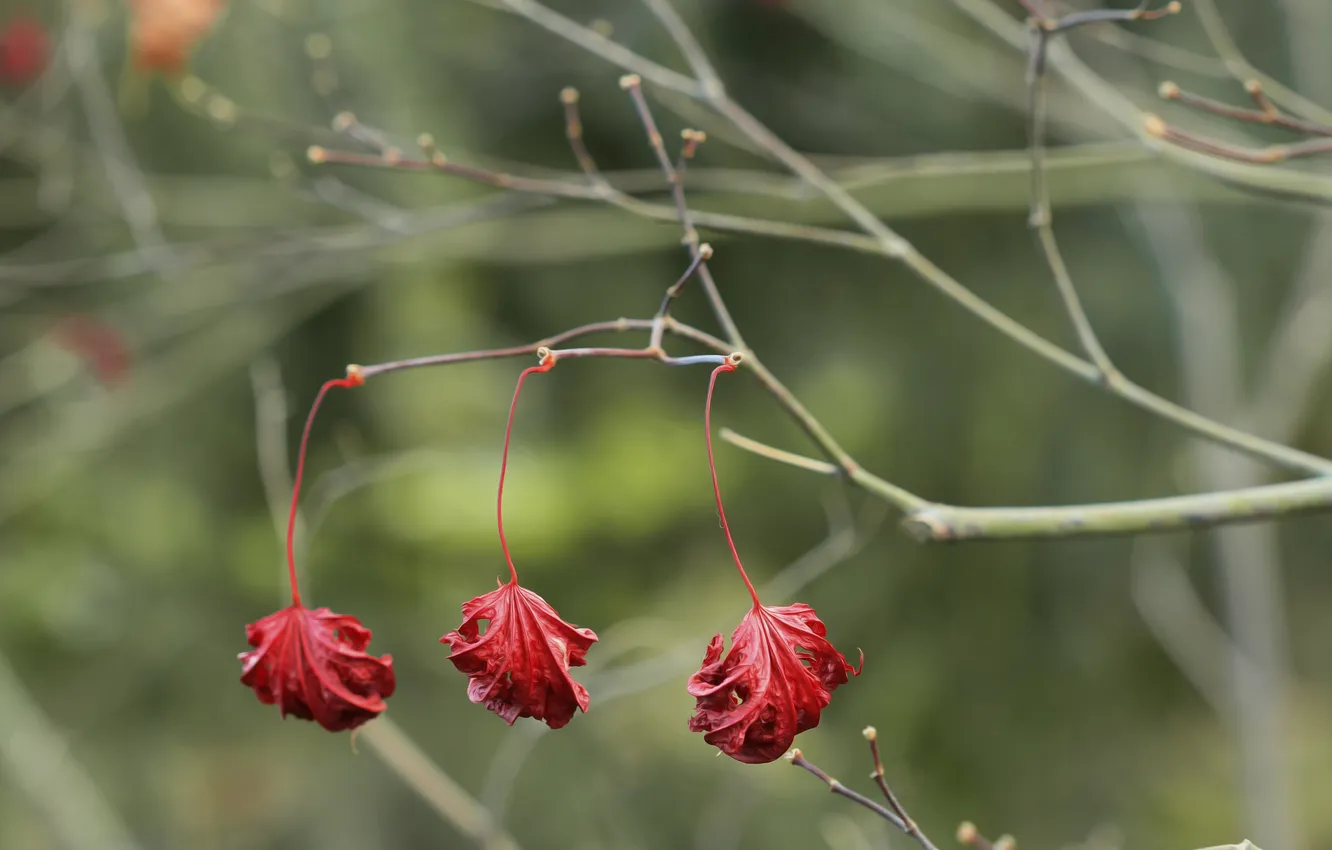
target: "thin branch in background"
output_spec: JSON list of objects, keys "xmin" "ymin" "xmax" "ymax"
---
[
  {"xmin": 1018, "ymin": 3, "xmax": 1183, "ymax": 379},
  {"xmin": 251, "ymin": 356, "xmax": 307, "ymax": 604},
  {"xmin": 619, "ymin": 74, "xmax": 745, "ymax": 348},
  {"xmin": 1126, "ymin": 195, "xmax": 1302, "ymax": 850},
  {"xmin": 0, "ymin": 650, "xmax": 144, "ymax": 850},
  {"xmin": 1158, "ymin": 80, "xmax": 1332, "ymax": 137},
  {"xmin": 1189, "ymin": 0, "xmax": 1332, "ymax": 125},
  {"xmin": 308, "ymin": 96, "xmax": 1332, "ymax": 480},
  {"xmin": 559, "ymin": 87, "xmax": 615, "ymax": 197},
  {"xmin": 461, "ymin": 0, "xmax": 1332, "ymax": 500},
  {"xmin": 357, "ymin": 718, "xmax": 523, "ymax": 850},
  {"xmin": 1146, "ymin": 80, "xmax": 1332, "ymax": 164},
  {"xmin": 63, "ymin": 5, "xmax": 170, "ymax": 263}
]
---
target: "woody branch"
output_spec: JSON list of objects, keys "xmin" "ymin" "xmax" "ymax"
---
[{"xmin": 292, "ymin": 0, "xmax": 1332, "ymax": 543}]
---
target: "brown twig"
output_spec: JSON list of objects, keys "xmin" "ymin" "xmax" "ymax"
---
[
  {"xmin": 619, "ymin": 74, "xmax": 745, "ymax": 349},
  {"xmin": 863, "ymin": 726, "xmax": 939, "ymax": 850},
  {"xmin": 1149, "ymin": 78, "xmax": 1332, "ymax": 164},
  {"xmin": 789, "ymin": 736, "xmax": 988, "ymax": 850},
  {"xmin": 787, "ymin": 748, "xmax": 907, "ymax": 832},
  {"xmin": 1019, "ymin": 2, "xmax": 1183, "ymax": 379}
]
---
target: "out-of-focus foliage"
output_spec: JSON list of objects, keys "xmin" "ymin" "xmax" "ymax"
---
[{"xmin": 2, "ymin": 1, "xmax": 1331, "ymax": 849}]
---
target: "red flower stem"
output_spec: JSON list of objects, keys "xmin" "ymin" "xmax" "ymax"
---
[
  {"xmin": 498, "ymin": 354, "xmax": 555, "ymax": 585},
  {"xmin": 287, "ymin": 373, "xmax": 364, "ymax": 607},
  {"xmin": 705, "ymin": 356, "xmax": 760, "ymax": 607}
]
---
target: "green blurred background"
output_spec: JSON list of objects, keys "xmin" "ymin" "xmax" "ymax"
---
[{"xmin": 3, "ymin": 0, "xmax": 1332, "ymax": 848}]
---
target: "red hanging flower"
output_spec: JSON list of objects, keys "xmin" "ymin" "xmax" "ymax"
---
[
  {"xmin": 0, "ymin": 15, "xmax": 49, "ymax": 87},
  {"xmin": 688, "ymin": 603, "xmax": 860, "ymax": 763},
  {"xmin": 442, "ymin": 579, "xmax": 597, "ymax": 728},
  {"xmin": 687, "ymin": 358, "xmax": 860, "ymax": 763},
  {"xmin": 240, "ymin": 604, "xmax": 395, "ymax": 732},
  {"xmin": 442, "ymin": 353, "xmax": 599, "ymax": 728},
  {"xmin": 239, "ymin": 371, "xmax": 395, "ymax": 731}
]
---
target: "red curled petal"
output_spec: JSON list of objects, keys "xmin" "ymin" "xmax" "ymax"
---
[
  {"xmin": 687, "ymin": 603, "xmax": 859, "ymax": 764},
  {"xmin": 442, "ymin": 581, "xmax": 598, "ymax": 729},
  {"xmin": 239, "ymin": 604, "xmax": 395, "ymax": 732}
]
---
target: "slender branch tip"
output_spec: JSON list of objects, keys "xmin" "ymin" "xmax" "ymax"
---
[
  {"xmin": 332, "ymin": 111, "xmax": 356, "ymax": 132},
  {"xmin": 862, "ymin": 726, "xmax": 878, "ymax": 741},
  {"xmin": 344, "ymin": 364, "xmax": 365, "ymax": 385},
  {"xmin": 958, "ymin": 823, "xmax": 978, "ymax": 844},
  {"xmin": 619, "ymin": 73, "xmax": 641, "ymax": 90},
  {"xmin": 1158, "ymin": 81, "xmax": 1180, "ymax": 99},
  {"xmin": 560, "ymin": 86, "xmax": 579, "ymax": 104},
  {"xmin": 306, "ymin": 145, "xmax": 327, "ymax": 164}
]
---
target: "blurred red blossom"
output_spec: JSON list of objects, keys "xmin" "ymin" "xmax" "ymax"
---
[
  {"xmin": 0, "ymin": 15, "xmax": 49, "ymax": 87},
  {"xmin": 52, "ymin": 315, "xmax": 131, "ymax": 387},
  {"xmin": 125, "ymin": 0, "xmax": 226, "ymax": 75}
]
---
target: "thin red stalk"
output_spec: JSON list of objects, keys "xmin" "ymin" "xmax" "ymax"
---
[
  {"xmin": 499, "ymin": 357, "xmax": 555, "ymax": 585},
  {"xmin": 705, "ymin": 362, "xmax": 760, "ymax": 607},
  {"xmin": 287, "ymin": 374, "xmax": 364, "ymax": 607}
]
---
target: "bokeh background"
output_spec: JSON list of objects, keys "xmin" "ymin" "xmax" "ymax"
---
[{"xmin": 3, "ymin": 0, "xmax": 1332, "ymax": 848}]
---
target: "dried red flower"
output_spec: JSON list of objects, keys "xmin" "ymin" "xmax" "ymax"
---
[
  {"xmin": 0, "ymin": 15, "xmax": 49, "ymax": 87},
  {"xmin": 442, "ymin": 353, "xmax": 599, "ymax": 728},
  {"xmin": 688, "ymin": 603, "xmax": 860, "ymax": 764},
  {"xmin": 442, "ymin": 578, "xmax": 596, "ymax": 728},
  {"xmin": 126, "ymin": 0, "xmax": 226, "ymax": 76},
  {"xmin": 687, "ymin": 360, "xmax": 860, "ymax": 763},
  {"xmin": 240, "ymin": 603, "xmax": 395, "ymax": 732},
  {"xmin": 239, "ymin": 370, "xmax": 396, "ymax": 732}
]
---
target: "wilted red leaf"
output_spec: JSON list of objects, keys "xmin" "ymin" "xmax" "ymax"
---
[
  {"xmin": 240, "ymin": 604, "xmax": 395, "ymax": 732},
  {"xmin": 688, "ymin": 602, "xmax": 861, "ymax": 764},
  {"xmin": 442, "ymin": 579, "xmax": 598, "ymax": 729},
  {"xmin": 0, "ymin": 15, "xmax": 49, "ymax": 86},
  {"xmin": 125, "ymin": 0, "xmax": 226, "ymax": 76}
]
